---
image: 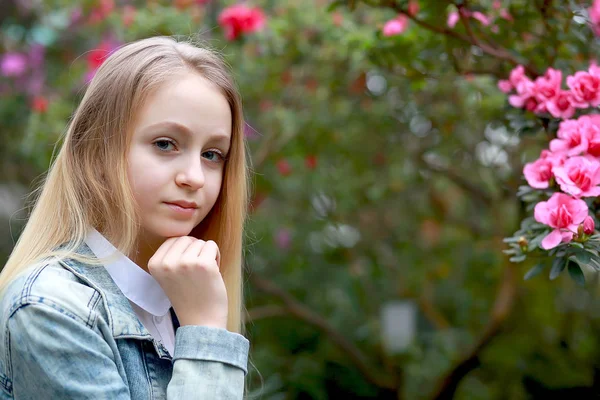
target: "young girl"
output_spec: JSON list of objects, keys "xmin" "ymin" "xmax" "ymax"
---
[{"xmin": 0, "ymin": 36, "xmax": 250, "ymax": 399}]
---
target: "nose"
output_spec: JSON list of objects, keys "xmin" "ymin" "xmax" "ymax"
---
[{"xmin": 175, "ymin": 158, "xmax": 205, "ymax": 190}]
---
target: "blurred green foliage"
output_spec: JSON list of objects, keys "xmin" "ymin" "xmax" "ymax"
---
[{"xmin": 2, "ymin": 0, "xmax": 600, "ymax": 399}]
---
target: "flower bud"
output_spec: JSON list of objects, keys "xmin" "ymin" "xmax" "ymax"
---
[
  {"xmin": 584, "ymin": 216, "xmax": 595, "ymax": 235},
  {"xmin": 518, "ymin": 236, "xmax": 528, "ymax": 252}
]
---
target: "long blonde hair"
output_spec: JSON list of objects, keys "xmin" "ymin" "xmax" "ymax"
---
[{"xmin": 0, "ymin": 36, "xmax": 249, "ymax": 334}]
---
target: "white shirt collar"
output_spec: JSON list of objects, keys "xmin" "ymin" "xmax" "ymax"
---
[{"xmin": 84, "ymin": 228, "xmax": 172, "ymax": 316}]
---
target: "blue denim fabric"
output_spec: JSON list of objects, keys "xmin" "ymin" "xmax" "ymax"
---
[{"xmin": 0, "ymin": 243, "xmax": 249, "ymax": 399}]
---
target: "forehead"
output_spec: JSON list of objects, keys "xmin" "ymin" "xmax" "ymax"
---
[{"xmin": 133, "ymin": 72, "xmax": 232, "ymax": 140}]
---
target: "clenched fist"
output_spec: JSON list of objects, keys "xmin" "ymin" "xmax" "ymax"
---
[{"xmin": 148, "ymin": 236, "xmax": 228, "ymax": 329}]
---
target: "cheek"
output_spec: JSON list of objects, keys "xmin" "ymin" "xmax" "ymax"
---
[
  {"xmin": 127, "ymin": 147, "xmax": 167, "ymax": 201},
  {"xmin": 209, "ymin": 173, "xmax": 224, "ymax": 201}
]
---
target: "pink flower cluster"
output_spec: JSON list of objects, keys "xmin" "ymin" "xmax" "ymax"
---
[
  {"xmin": 499, "ymin": 64, "xmax": 600, "ymax": 119},
  {"xmin": 523, "ymin": 114, "xmax": 600, "ymax": 248},
  {"xmin": 218, "ymin": 4, "xmax": 266, "ymax": 41}
]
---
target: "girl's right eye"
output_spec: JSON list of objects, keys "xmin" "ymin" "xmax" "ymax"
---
[{"xmin": 153, "ymin": 139, "xmax": 176, "ymax": 152}]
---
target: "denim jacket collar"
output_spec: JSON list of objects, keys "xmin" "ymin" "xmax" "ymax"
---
[{"xmin": 55, "ymin": 242, "xmax": 180, "ymax": 358}]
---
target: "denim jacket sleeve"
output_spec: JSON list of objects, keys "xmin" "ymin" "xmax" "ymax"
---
[
  {"xmin": 6, "ymin": 300, "xmax": 249, "ymax": 399},
  {"xmin": 168, "ymin": 326, "xmax": 249, "ymax": 399}
]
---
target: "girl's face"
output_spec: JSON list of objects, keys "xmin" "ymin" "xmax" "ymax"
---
[{"xmin": 127, "ymin": 72, "xmax": 232, "ymax": 247}]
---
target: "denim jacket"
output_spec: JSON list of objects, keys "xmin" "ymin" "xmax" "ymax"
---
[{"xmin": 0, "ymin": 243, "xmax": 249, "ymax": 399}]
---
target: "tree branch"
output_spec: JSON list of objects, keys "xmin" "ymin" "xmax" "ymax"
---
[
  {"xmin": 249, "ymin": 273, "xmax": 397, "ymax": 390},
  {"xmin": 417, "ymin": 155, "xmax": 494, "ymax": 207},
  {"xmin": 379, "ymin": 0, "xmax": 540, "ymax": 77},
  {"xmin": 430, "ymin": 259, "xmax": 517, "ymax": 399},
  {"xmin": 245, "ymin": 305, "xmax": 288, "ymax": 322}
]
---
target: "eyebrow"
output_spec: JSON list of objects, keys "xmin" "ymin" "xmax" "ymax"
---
[{"xmin": 144, "ymin": 121, "xmax": 231, "ymax": 146}]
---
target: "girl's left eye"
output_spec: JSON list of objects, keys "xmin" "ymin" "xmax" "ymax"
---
[
  {"xmin": 154, "ymin": 139, "xmax": 176, "ymax": 152},
  {"xmin": 202, "ymin": 150, "xmax": 226, "ymax": 163}
]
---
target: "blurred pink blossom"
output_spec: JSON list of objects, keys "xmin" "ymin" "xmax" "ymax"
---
[
  {"xmin": 497, "ymin": 80, "xmax": 512, "ymax": 93},
  {"xmin": 499, "ymin": 8, "xmax": 513, "ymax": 21},
  {"xmin": 553, "ymin": 156, "xmax": 600, "ymax": 197},
  {"xmin": 0, "ymin": 53, "xmax": 28, "ymax": 77},
  {"xmin": 447, "ymin": 11, "xmax": 460, "ymax": 28},
  {"xmin": 471, "ymin": 11, "xmax": 491, "ymax": 26},
  {"xmin": 407, "ymin": 1, "xmax": 419, "ymax": 16},
  {"xmin": 218, "ymin": 4, "xmax": 266, "ymax": 41},
  {"xmin": 534, "ymin": 193, "xmax": 589, "ymax": 249},
  {"xmin": 275, "ymin": 228, "xmax": 292, "ymax": 250},
  {"xmin": 589, "ymin": 0, "xmax": 600, "ymax": 36},
  {"xmin": 383, "ymin": 15, "xmax": 409, "ymax": 36}
]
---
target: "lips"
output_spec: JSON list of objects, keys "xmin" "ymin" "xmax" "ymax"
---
[{"xmin": 165, "ymin": 200, "xmax": 198, "ymax": 209}]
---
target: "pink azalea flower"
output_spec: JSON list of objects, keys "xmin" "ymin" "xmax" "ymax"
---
[
  {"xmin": 383, "ymin": 15, "xmax": 409, "ymax": 36},
  {"xmin": 566, "ymin": 66, "xmax": 600, "ymax": 108},
  {"xmin": 534, "ymin": 193, "xmax": 589, "ymax": 249},
  {"xmin": 546, "ymin": 90, "xmax": 575, "ymax": 119},
  {"xmin": 579, "ymin": 115, "xmax": 600, "ymax": 157},
  {"xmin": 589, "ymin": 0, "xmax": 600, "ymax": 36},
  {"xmin": 0, "ymin": 52, "xmax": 28, "ymax": 77},
  {"xmin": 550, "ymin": 119, "xmax": 589, "ymax": 156},
  {"xmin": 553, "ymin": 155, "xmax": 600, "ymax": 197},
  {"xmin": 509, "ymin": 78, "xmax": 538, "ymax": 111},
  {"xmin": 498, "ymin": 65, "xmax": 527, "ymax": 93},
  {"xmin": 497, "ymin": 79, "xmax": 512, "ymax": 93},
  {"xmin": 534, "ymin": 68, "xmax": 562, "ymax": 102},
  {"xmin": 523, "ymin": 157, "xmax": 554, "ymax": 189},
  {"xmin": 218, "ymin": 4, "xmax": 266, "ymax": 41}
]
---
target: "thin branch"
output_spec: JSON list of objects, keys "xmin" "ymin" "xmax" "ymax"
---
[
  {"xmin": 418, "ymin": 281, "xmax": 451, "ymax": 330},
  {"xmin": 249, "ymin": 273, "xmax": 397, "ymax": 390},
  {"xmin": 430, "ymin": 259, "xmax": 517, "ymax": 399},
  {"xmin": 245, "ymin": 305, "xmax": 288, "ymax": 322},
  {"xmin": 417, "ymin": 156, "xmax": 493, "ymax": 207},
  {"xmin": 379, "ymin": 0, "xmax": 540, "ymax": 77}
]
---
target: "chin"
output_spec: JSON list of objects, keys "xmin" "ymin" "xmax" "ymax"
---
[{"xmin": 146, "ymin": 222, "xmax": 196, "ymax": 240}]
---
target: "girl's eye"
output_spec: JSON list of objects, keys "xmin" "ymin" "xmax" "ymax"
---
[
  {"xmin": 154, "ymin": 139, "xmax": 176, "ymax": 152},
  {"xmin": 202, "ymin": 150, "xmax": 226, "ymax": 163}
]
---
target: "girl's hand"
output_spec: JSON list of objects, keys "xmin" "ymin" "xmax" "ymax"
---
[{"xmin": 148, "ymin": 236, "xmax": 228, "ymax": 329}]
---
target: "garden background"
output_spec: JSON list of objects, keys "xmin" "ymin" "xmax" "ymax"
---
[{"xmin": 1, "ymin": 0, "xmax": 600, "ymax": 399}]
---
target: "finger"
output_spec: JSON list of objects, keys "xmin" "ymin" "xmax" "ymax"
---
[
  {"xmin": 149, "ymin": 236, "xmax": 179, "ymax": 265},
  {"xmin": 180, "ymin": 239, "xmax": 206, "ymax": 261},
  {"xmin": 198, "ymin": 240, "xmax": 220, "ymax": 269},
  {"xmin": 162, "ymin": 236, "xmax": 196, "ymax": 264}
]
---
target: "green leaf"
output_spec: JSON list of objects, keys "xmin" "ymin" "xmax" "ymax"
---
[
  {"xmin": 573, "ymin": 249, "xmax": 592, "ymax": 266},
  {"xmin": 569, "ymin": 242, "xmax": 584, "ymax": 249},
  {"xmin": 524, "ymin": 263, "xmax": 545, "ymax": 280},
  {"xmin": 549, "ymin": 257, "xmax": 567, "ymax": 280},
  {"xmin": 568, "ymin": 262, "xmax": 586, "ymax": 286},
  {"xmin": 510, "ymin": 254, "xmax": 527, "ymax": 263},
  {"xmin": 327, "ymin": 0, "xmax": 345, "ymax": 11}
]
